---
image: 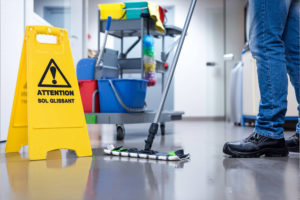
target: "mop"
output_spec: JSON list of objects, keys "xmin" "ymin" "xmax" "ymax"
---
[{"xmin": 104, "ymin": 0, "xmax": 197, "ymax": 161}]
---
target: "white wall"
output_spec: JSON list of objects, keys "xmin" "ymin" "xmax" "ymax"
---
[
  {"xmin": 0, "ymin": 0, "xmax": 55, "ymax": 141},
  {"xmin": 224, "ymin": 0, "xmax": 245, "ymax": 120},
  {"xmin": 34, "ymin": 0, "xmax": 71, "ymax": 18},
  {"xmin": 0, "ymin": 0, "xmax": 25, "ymax": 141},
  {"xmin": 88, "ymin": 0, "xmax": 226, "ymax": 117},
  {"xmin": 25, "ymin": 0, "xmax": 52, "ymax": 26},
  {"xmin": 33, "ymin": 0, "xmax": 87, "ymax": 67},
  {"xmin": 88, "ymin": 0, "xmax": 115, "ymax": 50}
]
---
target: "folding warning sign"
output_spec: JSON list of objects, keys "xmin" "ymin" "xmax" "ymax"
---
[{"xmin": 5, "ymin": 26, "xmax": 92, "ymax": 160}]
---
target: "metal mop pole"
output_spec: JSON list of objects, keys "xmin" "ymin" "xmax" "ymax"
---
[
  {"xmin": 96, "ymin": 16, "xmax": 112, "ymax": 66},
  {"xmin": 144, "ymin": 0, "xmax": 197, "ymax": 151}
]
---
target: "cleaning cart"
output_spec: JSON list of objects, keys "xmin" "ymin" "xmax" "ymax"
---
[{"xmin": 85, "ymin": 2, "xmax": 185, "ymax": 141}]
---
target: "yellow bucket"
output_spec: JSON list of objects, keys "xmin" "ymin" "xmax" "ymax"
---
[{"xmin": 98, "ymin": 3, "xmax": 126, "ymax": 20}]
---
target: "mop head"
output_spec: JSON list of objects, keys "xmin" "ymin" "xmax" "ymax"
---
[{"xmin": 104, "ymin": 145, "xmax": 190, "ymax": 161}]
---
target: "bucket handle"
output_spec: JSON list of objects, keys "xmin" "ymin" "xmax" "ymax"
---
[
  {"xmin": 108, "ymin": 80, "xmax": 146, "ymax": 112},
  {"xmin": 92, "ymin": 90, "xmax": 99, "ymax": 113}
]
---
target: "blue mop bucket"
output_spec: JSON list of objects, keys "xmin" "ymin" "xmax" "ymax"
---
[{"xmin": 97, "ymin": 79, "xmax": 148, "ymax": 113}]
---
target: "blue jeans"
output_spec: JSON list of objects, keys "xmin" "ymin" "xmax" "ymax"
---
[{"xmin": 249, "ymin": 0, "xmax": 300, "ymax": 139}]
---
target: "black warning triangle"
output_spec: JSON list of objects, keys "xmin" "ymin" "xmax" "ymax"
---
[{"xmin": 38, "ymin": 59, "xmax": 71, "ymax": 88}]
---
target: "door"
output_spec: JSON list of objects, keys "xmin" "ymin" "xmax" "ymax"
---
[{"xmin": 174, "ymin": 0, "xmax": 225, "ymax": 117}]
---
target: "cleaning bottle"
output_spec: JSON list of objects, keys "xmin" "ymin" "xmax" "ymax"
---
[{"xmin": 143, "ymin": 35, "xmax": 156, "ymax": 86}]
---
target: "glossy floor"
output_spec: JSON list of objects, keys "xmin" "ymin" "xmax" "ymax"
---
[{"xmin": 0, "ymin": 121, "xmax": 299, "ymax": 200}]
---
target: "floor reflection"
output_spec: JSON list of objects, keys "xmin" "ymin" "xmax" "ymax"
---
[
  {"xmin": 4, "ymin": 150, "xmax": 92, "ymax": 200},
  {"xmin": 3, "ymin": 147, "xmax": 187, "ymax": 200},
  {"xmin": 83, "ymin": 149, "xmax": 187, "ymax": 200},
  {"xmin": 223, "ymin": 154, "xmax": 299, "ymax": 200}
]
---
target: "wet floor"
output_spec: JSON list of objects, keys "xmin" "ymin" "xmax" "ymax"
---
[{"xmin": 0, "ymin": 120, "xmax": 299, "ymax": 200}]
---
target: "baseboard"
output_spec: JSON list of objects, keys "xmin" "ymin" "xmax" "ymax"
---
[{"xmin": 182, "ymin": 116, "xmax": 225, "ymax": 121}]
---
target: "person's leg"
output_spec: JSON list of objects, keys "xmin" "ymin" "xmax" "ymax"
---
[
  {"xmin": 223, "ymin": 0, "xmax": 292, "ymax": 157},
  {"xmin": 283, "ymin": 0, "xmax": 300, "ymax": 152},
  {"xmin": 283, "ymin": 0, "xmax": 300, "ymax": 134},
  {"xmin": 250, "ymin": 0, "xmax": 292, "ymax": 139}
]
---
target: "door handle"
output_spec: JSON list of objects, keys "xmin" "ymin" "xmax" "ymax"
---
[
  {"xmin": 71, "ymin": 35, "xmax": 78, "ymax": 39},
  {"xmin": 224, "ymin": 53, "xmax": 234, "ymax": 61},
  {"xmin": 206, "ymin": 62, "xmax": 216, "ymax": 67}
]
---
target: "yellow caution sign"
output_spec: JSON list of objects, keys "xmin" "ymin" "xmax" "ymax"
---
[{"xmin": 5, "ymin": 26, "xmax": 92, "ymax": 160}]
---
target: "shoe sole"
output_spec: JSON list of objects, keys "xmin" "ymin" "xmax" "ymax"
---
[
  {"xmin": 223, "ymin": 144, "xmax": 289, "ymax": 158},
  {"xmin": 287, "ymin": 146, "xmax": 299, "ymax": 153}
]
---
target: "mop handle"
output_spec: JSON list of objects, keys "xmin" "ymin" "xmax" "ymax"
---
[
  {"xmin": 153, "ymin": 0, "xmax": 197, "ymax": 123},
  {"xmin": 96, "ymin": 16, "xmax": 112, "ymax": 66}
]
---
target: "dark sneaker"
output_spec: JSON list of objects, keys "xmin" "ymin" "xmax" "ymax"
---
[
  {"xmin": 223, "ymin": 133, "xmax": 289, "ymax": 158},
  {"xmin": 285, "ymin": 134, "xmax": 299, "ymax": 153}
]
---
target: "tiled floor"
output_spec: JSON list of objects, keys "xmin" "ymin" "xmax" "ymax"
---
[{"xmin": 0, "ymin": 120, "xmax": 299, "ymax": 200}]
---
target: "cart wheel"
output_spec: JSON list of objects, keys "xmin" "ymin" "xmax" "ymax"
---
[
  {"xmin": 160, "ymin": 123, "xmax": 165, "ymax": 136},
  {"xmin": 116, "ymin": 125, "xmax": 125, "ymax": 141}
]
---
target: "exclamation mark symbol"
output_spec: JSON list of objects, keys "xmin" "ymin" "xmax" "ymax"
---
[{"xmin": 50, "ymin": 66, "xmax": 57, "ymax": 84}]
